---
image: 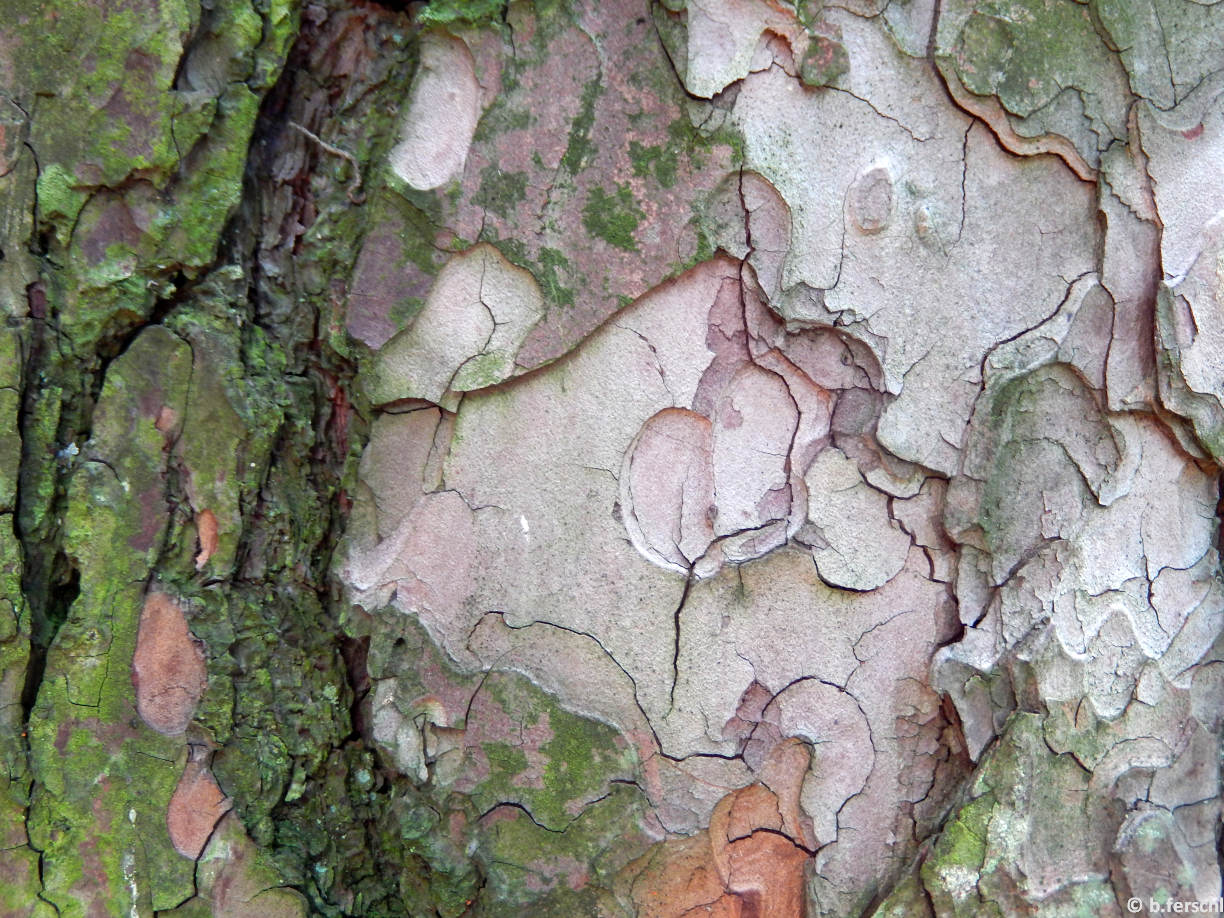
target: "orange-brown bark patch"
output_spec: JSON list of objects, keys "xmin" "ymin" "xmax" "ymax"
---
[
  {"xmin": 626, "ymin": 833, "xmax": 730, "ymax": 918},
  {"xmin": 194, "ymin": 509, "xmax": 218, "ymax": 569},
  {"xmin": 623, "ymin": 749, "xmax": 813, "ymax": 918},
  {"xmin": 721, "ymin": 832, "xmax": 809, "ymax": 918},
  {"xmin": 131, "ymin": 592, "xmax": 207, "ymax": 734}
]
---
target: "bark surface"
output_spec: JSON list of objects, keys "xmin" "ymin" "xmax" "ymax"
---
[{"xmin": 1, "ymin": 0, "xmax": 1222, "ymax": 916}]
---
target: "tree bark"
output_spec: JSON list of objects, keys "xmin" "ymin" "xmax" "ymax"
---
[{"xmin": 1, "ymin": 1, "xmax": 1222, "ymax": 916}]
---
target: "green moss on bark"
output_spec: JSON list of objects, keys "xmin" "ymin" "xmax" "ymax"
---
[{"xmin": 582, "ymin": 184, "xmax": 645, "ymax": 253}]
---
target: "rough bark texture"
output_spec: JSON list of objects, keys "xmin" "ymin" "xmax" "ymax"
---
[{"xmin": 1, "ymin": 0, "xmax": 1222, "ymax": 916}]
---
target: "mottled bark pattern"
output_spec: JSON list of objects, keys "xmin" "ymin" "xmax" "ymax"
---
[{"xmin": 1, "ymin": 0, "xmax": 1222, "ymax": 916}]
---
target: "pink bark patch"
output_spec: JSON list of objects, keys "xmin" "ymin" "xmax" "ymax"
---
[
  {"xmin": 710, "ymin": 365, "xmax": 797, "ymax": 536},
  {"xmin": 167, "ymin": 751, "xmax": 232, "ymax": 859},
  {"xmin": 131, "ymin": 593, "xmax": 207, "ymax": 735},
  {"xmin": 622, "ymin": 408, "xmax": 716, "ymax": 571}
]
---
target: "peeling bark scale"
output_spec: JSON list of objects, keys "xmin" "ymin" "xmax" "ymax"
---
[{"xmin": 0, "ymin": 0, "xmax": 1222, "ymax": 915}]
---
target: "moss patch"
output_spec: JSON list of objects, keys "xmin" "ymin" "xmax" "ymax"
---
[
  {"xmin": 582, "ymin": 184, "xmax": 644, "ymax": 253},
  {"xmin": 471, "ymin": 165, "xmax": 529, "ymax": 217},
  {"xmin": 560, "ymin": 80, "xmax": 602, "ymax": 175},
  {"xmin": 418, "ymin": 0, "xmax": 509, "ymax": 27}
]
